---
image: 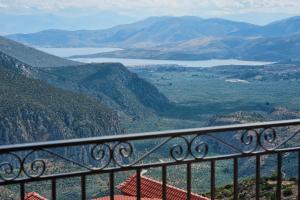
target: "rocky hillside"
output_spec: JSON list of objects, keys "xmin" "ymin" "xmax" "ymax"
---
[
  {"xmin": 36, "ymin": 63, "xmax": 171, "ymax": 119},
  {"xmin": 0, "ymin": 50, "xmax": 34, "ymax": 76},
  {"xmin": 0, "ymin": 57, "xmax": 121, "ymax": 145}
]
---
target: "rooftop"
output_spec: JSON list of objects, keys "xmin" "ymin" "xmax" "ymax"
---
[
  {"xmin": 95, "ymin": 174, "xmax": 209, "ymax": 200},
  {"xmin": 25, "ymin": 192, "xmax": 47, "ymax": 200}
]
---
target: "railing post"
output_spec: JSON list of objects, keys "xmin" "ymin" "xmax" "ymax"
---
[
  {"xmin": 233, "ymin": 158, "xmax": 238, "ymax": 200},
  {"xmin": 162, "ymin": 166, "xmax": 167, "ymax": 200},
  {"xmin": 81, "ymin": 175, "xmax": 86, "ymax": 200},
  {"xmin": 298, "ymin": 151, "xmax": 300, "ymax": 200},
  {"xmin": 211, "ymin": 160, "xmax": 215, "ymax": 200},
  {"xmin": 136, "ymin": 169, "xmax": 141, "ymax": 200},
  {"xmin": 277, "ymin": 153, "xmax": 282, "ymax": 200},
  {"xmin": 110, "ymin": 172, "xmax": 115, "ymax": 200},
  {"xmin": 256, "ymin": 155, "xmax": 261, "ymax": 200},
  {"xmin": 51, "ymin": 179, "xmax": 56, "ymax": 200},
  {"xmin": 187, "ymin": 163, "xmax": 192, "ymax": 200},
  {"xmin": 20, "ymin": 183, "xmax": 25, "ymax": 200}
]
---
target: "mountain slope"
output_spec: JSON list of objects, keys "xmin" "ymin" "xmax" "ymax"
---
[
  {"xmin": 0, "ymin": 35, "xmax": 80, "ymax": 67},
  {"xmin": 36, "ymin": 63, "xmax": 171, "ymax": 118},
  {"xmin": 0, "ymin": 36, "xmax": 171, "ymax": 119},
  {"xmin": 0, "ymin": 53, "xmax": 121, "ymax": 145},
  {"xmin": 7, "ymin": 16, "xmax": 258, "ymax": 48}
]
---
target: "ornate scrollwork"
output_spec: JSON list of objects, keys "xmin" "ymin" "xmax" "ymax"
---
[
  {"xmin": 259, "ymin": 128, "xmax": 277, "ymax": 151},
  {"xmin": 22, "ymin": 150, "xmax": 46, "ymax": 178},
  {"xmin": 0, "ymin": 153, "xmax": 22, "ymax": 181},
  {"xmin": 170, "ymin": 136, "xmax": 190, "ymax": 161},
  {"xmin": 190, "ymin": 135, "xmax": 208, "ymax": 159},
  {"xmin": 240, "ymin": 129, "xmax": 259, "ymax": 153},
  {"xmin": 112, "ymin": 141, "xmax": 134, "ymax": 167},
  {"xmin": 91, "ymin": 143, "xmax": 112, "ymax": 169}
]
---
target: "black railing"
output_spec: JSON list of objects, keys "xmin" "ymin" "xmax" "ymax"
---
[{"xmin": 1, "ymin": 119, "xmax": 300, "ymax": 199}]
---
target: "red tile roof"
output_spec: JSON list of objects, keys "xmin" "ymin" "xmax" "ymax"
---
[
  {"xmin": 95, "ymin": 195, "xmax": 161, "ymax": 200},
  {"xmin": 25, "ymin": 192, "xmax": 47, "ymax": 200},
  {"xmin": 117, "ymin": 174, "xmax": 210, "ymax": 200}
]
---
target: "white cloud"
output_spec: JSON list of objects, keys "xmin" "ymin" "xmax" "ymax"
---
[
  {"xmin": 1, "ymin": 0, "xmax": 300, "ymax": 17},
  {"xmin": 0, "ymin": 1, "xmax": 7, "ymax": 8}
]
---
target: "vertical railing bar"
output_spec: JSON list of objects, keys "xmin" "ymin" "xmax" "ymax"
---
[
  {"xmin": 51, "ymin": 179, "xmax": 56, "ymax": 200},
  {"xmin": 256, "ymin": 155, "xmax": 261, "ymax": 200},
  {"xmin": 20, "ymin": 183, "xmax": 25, "ymax": 200},
  {"xmin": 187, "ymin": 163, "xmax": 192, "ymax": 200},
  {"xmin": 136, "ymin": 169, "xmax": 141, "ymax": 200},
  {"xmin": 162, "ymin": 166, "xmax": 167, "ymax": 200},
  {"xmin": 110, "ymin": 172, "xmax": 115, "ymax": 200},
  {"xmin": 298, "ymin": 151, "xmax": 300, "ymax": 200},
  {"xmin": 211, "ymin": 160, "xmax": 215, "ymax": 200},
  {"xmin": 233, "ymin": 158, "xmax": 238, "ymax": 200},
  {"xmin": 277, "ymin": 152, "xmax": 282, "ymax": 200},
  {"xmin": 81, "ymin": 175, "xmax": 86, "ymax": 200}
]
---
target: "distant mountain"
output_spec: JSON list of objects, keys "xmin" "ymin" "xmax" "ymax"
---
[
  {"xmin": 7, "ymin": 16, "xmax": 300, "ymax": 49},
  {"xmin": 36, "ymin": 63, "xmax": 171, "ymax": 119},
  {"xmin": 86, "ymin": 34, "xmax": 300, "ymax": 62},
  {"xmin": 233, "ymin": 16, "xmax": 300, "ymax": 37},
  {"xmin": 0, "ymin": 36, "xmax": 80, "ymax": 67},
  {"xmin": 7, "ymin": 16, "xmax": 259, "ymax": 47},
  {"xmin": 0, "ymin": 53, "xmax": 121, "ymax": 145}
]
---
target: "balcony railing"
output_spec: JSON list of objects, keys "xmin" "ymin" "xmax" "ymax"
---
[{"xmin": 1, "ymin": 119, "xmax": 300, "ymax": 199}]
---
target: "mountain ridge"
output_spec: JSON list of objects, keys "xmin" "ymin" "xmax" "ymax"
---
[
  {"xmin": 6, "ymin": 16, "xmax": 300, "ymax": 48},
  {"xmin": 0, "ymin": 35, "xmax": 81, "ymax": 67}
]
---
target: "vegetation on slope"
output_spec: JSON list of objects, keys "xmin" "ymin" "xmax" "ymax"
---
[
  {"xmin": 36, "ymin": 63, "xmax": 171, "ymax": 119},
  {"xmin": 0, "ymin": 57, "xmax": 121, "ymax": 145},
  {"xmin": 210, "ymin": 176, "xmax": 297, "ymax": 200}
]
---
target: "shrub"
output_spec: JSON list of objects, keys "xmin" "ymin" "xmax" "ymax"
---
[{"xmin": 283, "ymin": 187, "xmax": 293, "ymax": 197}]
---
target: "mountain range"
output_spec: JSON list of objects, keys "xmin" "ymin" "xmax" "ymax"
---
[
  {"xmin": 7, "ymin": 16, "xmax": 300, "ymax": 48},
  {"xmin": 7, "ymin": 16, "xmax": 300, "ymax": 62},
  {"xmin": 85, "ymin": 33, "xmax": 300, "ymax": 62}
]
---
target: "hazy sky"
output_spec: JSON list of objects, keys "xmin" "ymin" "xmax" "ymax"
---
[
  {"xmin": 0, "ymin": 0, "xmax": 299, "ymax": 34},
  {"xmin": 1, "ymin": 0, "xmax": 300, "ymax": 16}
]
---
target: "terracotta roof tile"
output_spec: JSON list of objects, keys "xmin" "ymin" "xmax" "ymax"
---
[
  {"xmin": 25, "ymin": 192, "xmax": 47, "ymax": 200},
  {"xmin": 117, "ymin": 174, "xmax": 210, "ymax": 200},
  {"xmin": 94, "ymin": 195, "xmax": 161, "ymax": 200}
]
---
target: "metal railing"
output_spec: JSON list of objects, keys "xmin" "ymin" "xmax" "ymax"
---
[{"xmin": 1, "ymin": 119, "xmax": 300, "ymax": 199}]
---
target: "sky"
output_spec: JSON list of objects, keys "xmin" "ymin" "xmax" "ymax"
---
[{"xmin": 0, "ymin": 0, "xmax": 300, "ymax": 34}]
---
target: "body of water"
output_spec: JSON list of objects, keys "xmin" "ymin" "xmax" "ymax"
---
[
  {"xmin": 72, "ymin": 57, "xmax": 273, "ymax": 68},
  {"xmin": 38, "ymin": 47, "xmax": 274, "ymax": 68}
]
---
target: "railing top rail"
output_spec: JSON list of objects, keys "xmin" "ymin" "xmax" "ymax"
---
[{"xmin": 1, "ymin": 119, "xmax": 300, "ymax": 153}]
